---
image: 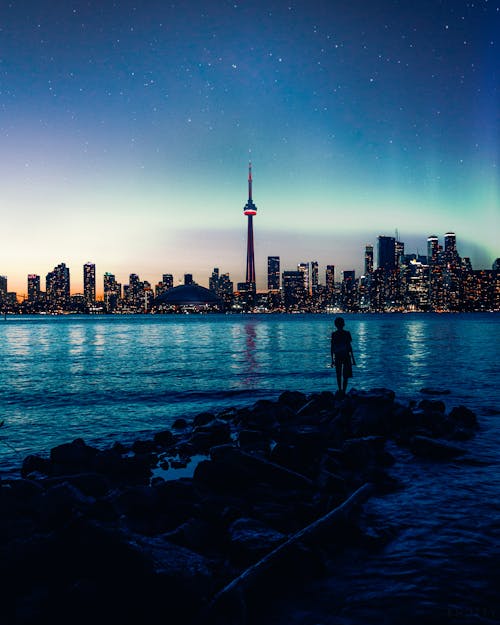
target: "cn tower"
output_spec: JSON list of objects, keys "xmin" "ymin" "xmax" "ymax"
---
[{"xmin": 243, "ymin": 162, "xmax": 257, "ymax": 288}]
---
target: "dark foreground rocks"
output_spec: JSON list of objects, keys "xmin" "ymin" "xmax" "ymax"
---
[{"xmin": 0, "ymin": 389, "xmax": 479, "ymax": 625}]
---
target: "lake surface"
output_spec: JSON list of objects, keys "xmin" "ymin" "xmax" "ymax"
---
[{"xmin": 1, "ymin": 313, "xmax": 499, "ymax": 622}]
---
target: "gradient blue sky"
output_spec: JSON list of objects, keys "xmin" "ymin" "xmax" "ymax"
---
[{"xmin": 1, "ymin": 0, "xmax": 498, "ymax": 295}]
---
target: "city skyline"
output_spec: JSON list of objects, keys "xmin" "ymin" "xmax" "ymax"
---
[
  {"xmin": 1, "ymin": 227, "xmax": 497, "ymax": 301},
  {"xmin": 0, "ymin": 1, "xmax": 498, "ymax": 294}
]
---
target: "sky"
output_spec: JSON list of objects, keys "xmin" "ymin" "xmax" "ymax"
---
[{"xmin": 0, "ymin": 0, "xmax": 498, "ymax": 295}]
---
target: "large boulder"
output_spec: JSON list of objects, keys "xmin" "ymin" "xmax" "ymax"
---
[
  {"xmin": 227, "ymin": 517, "xmax": 286, "ymax": 566},
  {"xmin": 409, "ymin": 435, "xmax": 466, "ymax": 460},
  {"xmin": 50, "ymin": 439, "xmax": 98, "ymax": 474}
]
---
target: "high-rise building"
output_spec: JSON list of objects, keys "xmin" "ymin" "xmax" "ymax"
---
[
  {"xmin": 27, "ymin": 274, "xmax": 40, "ymax": 301},
  {"xmin": 155, "ymin": 274, "xmax": 174, "ymax": 298},
  {"xmin": 0, "ymin": 275, "xmax": 7, "ymax": 301},
  {"xmin": 427, "ymin": 235, "xmax": 439, "ymax": 265},
  {"xmin": 267, "ymin": 256, "xmax": 280, "ymax": 290},
  {"xmin": 311, "ymin": 261, "xmax": 319, "ymax": 292},
  {"xmin": 282, "ymin": 271, "xmax": 306, "ymax": 309},
  {"xmin": 298, "ymin": 263, "xmax": 310, "ymax": 294},
  {"xmin": 325, "ymin": 265, "xmax": 335, "ymax": 302},
  {"xmin": 104, "ymin": 272, "xmax": 121, "ymax": 312},
  {"xmin": 83, "ymin": 263, "xmax": 96, "ymax": 304},
  {"xmin": 341, "ymin": 271, "xmax": 357, "ymax": 311},
  {"xmin": 184, "ymin": 274, "xmax": 194, "ymax": 285},
  {"xmin": 444, "ymin": 232, "xmax": 457, "ymax": 258},
  {"xmin": 209, "ymin": 268, "xmax": 220, "ymax": 293},
  {"xmin": 364, "ymin": 245, "xmax": 374, "ymax": 275},
  {"xmin": 395, "ymin": 240, "xmax": 405, "ymax": 266},
  {"xmin": 377, "ymin": 236, "xmax": 396, "ymax": 271},
  {"xmin": 46, "ymin": 263, "xmax": 70, "ymax": 309},
  {"xmin": 243, "ymin": 163, "xmax": 257, "ymax": 290}
]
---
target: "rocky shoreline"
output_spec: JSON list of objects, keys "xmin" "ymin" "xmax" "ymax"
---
[{"xmin": 0, "ymin": 388, "xmax": 479, "ymax": 624}]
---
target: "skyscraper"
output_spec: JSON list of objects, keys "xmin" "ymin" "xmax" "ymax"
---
[
  {"xmin": 27, "ymin": 274, "xmax": 40, "ymax": 301},
  {"xmin": 377, "ymin": 236, "xmax": 396, "ymax": 271},
  {"xmin": 243, "ymin": 162, "xmax": 257, "ymax": 289},
  {"xmin": 83, "ymin": 263, "xmax": 96, "ymax": 304},
  {"xmin": 298, "ymin": 262, "xmax": 310, "ymax": 294},
  {"xmin": 0, "ymin": 275, "xmax": 7, "ymax": 301},
  {"xmin": 104, "ymin": 272, "xmax": 121, "ymax": 312},
  {"xmin": 325, "ymin": 265, "xmax": 335, "ymax": 302},
  {"xmin": 46, "ymin": 263, "xmax": 70, "ymax": 309},
  {"xmin": 267, "ymin": 256, "xmax": 280, "ymax": 290},
  {"xmin": 364, "ymin": 245, "xmax": 374, "ymax": 275},
  {"xmin": 427, "ymin": 235, "xmax": 439, "ymax": 264},
  {"xmin": 311, "ymin": 261, "xmax": 319, "ymax": 292}
]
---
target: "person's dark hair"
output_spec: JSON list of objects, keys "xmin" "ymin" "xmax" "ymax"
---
[{"xmin": 334, "ymin": 317, "xmax": 345, "ymax": 328}]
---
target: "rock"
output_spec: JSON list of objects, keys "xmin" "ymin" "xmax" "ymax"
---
[
  {"xmin": 210, "ymin": 445, "xmax": 314, "ymax": 491},
  {"xmin": 238, "ymin": 429, "xmax": 267, "ymax": 447},
  {"xmin": 278, "ymin": 390, "xmax": 308, "ymax": 411},
  {"xmin": 349, "ymin": 388, "xmax": 395, "ymax": 406},
  {"xmin": 153, "ymin": 429, "xmax": 175, "ymax": 447},
  {"xmin": 172, "ymin": 418, "xmax": 188, "ymax": 429},
  {"xmin": 449, "ymin": 406, "xmax": 478, "ymax": 429},
  {"xmin": 21, "ymin": 454, "xmax": 51, "ymax": 478},
  {"xmin": 409, "ymin": 435, "xmax": 466, "ymax": 460},
  {"xmin": 420, "ymin": 388, "xmax": 451, "ymax": 395},
  {"xmin": 348, "ymin": 403, "xmax": 390, "ymax": 437},
  {"xmin": 132, "ymin": 439, "xmax": 157, "ymax": 454},
  {"xmin": 191, "ymin": 419, "xmax": 231, "ymax": 452},
  {"xmin": 227, "ymin": 517, "xmax": 286, "ymax": 566},
  {"xmin": 35, "ymin": 482, "xmax": 96, "ymax": 527},
  {"xmin": 43, "ymin": 472, "xmax": 111, "ymax": 498},
  {"xmin": 418, "ymin": 399, "xmax": 446, "ymax": 413},
  {"xmin": 50, "ymin": 439, "xmax": 98, "ymax": 474},
  {"xmin": 341, "ymin": 436, "xmax": 393, "ymax": 470},
  {"xmin": 193, "ymin": 412, "xmax": 216, "ymax": 427}
]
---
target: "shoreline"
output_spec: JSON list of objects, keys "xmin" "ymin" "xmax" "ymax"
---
[{"xmin": 0, "ymin": 388, "xmax": 482, "ymax": 624}]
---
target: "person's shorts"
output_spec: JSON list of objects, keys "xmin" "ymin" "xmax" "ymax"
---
[{"xmin": 335, "ymin": 354, "xmax": 352, "ymax": 378}]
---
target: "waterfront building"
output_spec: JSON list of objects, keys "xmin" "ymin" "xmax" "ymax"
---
[
  {"xmin": 364, "ymin": 245, "xmax": 374, "ymax": 275},
  {"xmin": 0, "ymin": 275, "xmax": 7, "ymax": 301},
  {"xmin": 46, "ymin": 263, "xmax": 70, "ymax": 309},
  {"xmin": 325, "ymin": 265, "xmax": 335, "ymax": 303},
  {"xmin": 282, "ymin": 270, "xmax": 306, "ymax": 310},
  {"xmin": 298, "ymin": 263, "xmax": 310, "ymax": 294},
  {"xmin": 184, "ymin": 274, "xmax": 194, "ymax": 286},
  {"xmin": 103, "ymin": 272, "xmax": 121, "ymax": 312},
  {"xmin": 155, "ymin": 274, "xmax": 173, "ymax": 298},
  {"xmin": 311, "ymin": 261, "xmax": 319, "ymax": 293},
  {"xmin": 83, "ymin": 263, "xmax": 96, "ymax": 304},
  {"xmin": 267, "ymin": 256, "xmax": 280, "ymax": 291},
  {"xmin": 243, "ymin": 162, "xmax": 257, "ymax": 291},
  {"xmin": 27, "ymin": 274, "xmax": 41, "ymax": 302},
  {"xmin": 427, "ymin": 235, "xmax": 439, "ymax": 265},
  {"xmin": 377, "ymin": 236, "xmax": 396, "ymax": 271},
  {"xmin": 341, "ymin": 270, "xmax": 357, "ymax": 311}
]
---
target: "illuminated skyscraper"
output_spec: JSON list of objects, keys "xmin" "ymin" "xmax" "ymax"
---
[
  {"xmin": 325, "ymin": 265, "xmax": 335, "ymax": 301},
  {"xmin": 0, "ymin": 275, "xmax": 7, "ymax": 301},
  {"xmin": 83, "ymin": 263, "xmax": 96, "ymax": 304},
  {"xmin": 311, "ymin": 261, "xmax": 319, "ymax": 292},
  {"xmin": 104, "ymin": 272, "xmax": 121, "ymax": 312},
  {"xmin": 243, "ymin": 163, "xmax": 257, "ymax": 289},
  {"xmin": 427, "ymin": 235, "xmax": 439, "ymax": 264},
  {"xmin": 46, "ymin": 263, "xmax": 70, "ymax": 308},
  {"xmin": 27, "ymin": 274, "xmax": 40, "ymax": 301},
  {"xmin": 267, "ymin": 256, "xmax": 280, "ymax": 290},
  {"xmin": 364, "ymin": 245, "xmax": 374, "ymax": 275},
  {"xmin": 298, "ymin": 263, "xmax": 310, "ymax": 294}
]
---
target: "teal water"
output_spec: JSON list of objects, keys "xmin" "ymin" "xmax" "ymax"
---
[{"xmin": 0, "ymin": 313, "xmax": 498, "ymax": 471}]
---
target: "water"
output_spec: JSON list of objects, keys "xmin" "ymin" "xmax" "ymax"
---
[{"xmin": 1, "ymin": 313, "xmax": 499, "ymax": 622}]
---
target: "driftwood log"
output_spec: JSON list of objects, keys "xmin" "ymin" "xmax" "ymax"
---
[{"xmin": 204, "ymin": 482, "xmax": 374, "ymax": 624}]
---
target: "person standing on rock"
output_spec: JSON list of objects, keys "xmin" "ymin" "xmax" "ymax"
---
[{"xmin": 331, "ymin": 316, "xmax": 356, "ymax": 396}]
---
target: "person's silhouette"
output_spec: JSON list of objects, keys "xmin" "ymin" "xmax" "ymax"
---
[{"xmin": 331, "ymin": 317, "xmax": 356, "ymax": 396}]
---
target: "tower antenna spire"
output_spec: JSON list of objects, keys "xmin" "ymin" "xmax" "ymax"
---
[{"xmin": 248, "ymin": 161, "xmax": 252, "ymax": 201}]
